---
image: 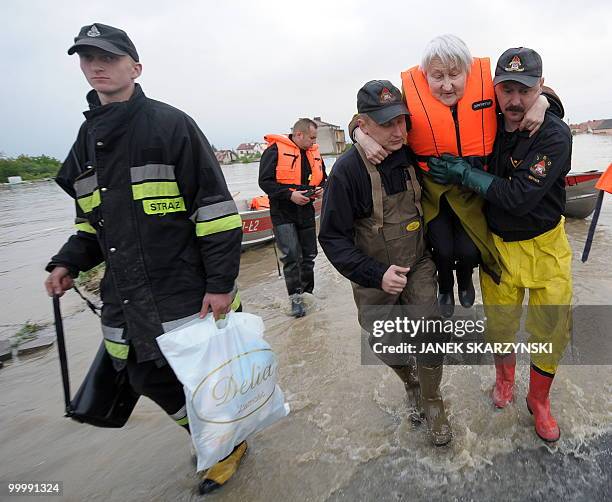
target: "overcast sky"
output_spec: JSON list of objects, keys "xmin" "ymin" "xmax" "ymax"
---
[{"xmin": 1, "ymin": 0, "xmax": 610, "ymax": 160}]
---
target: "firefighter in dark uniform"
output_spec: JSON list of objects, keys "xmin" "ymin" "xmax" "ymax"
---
[
  {"xmin": 259, "ymin": 118, "xmax": 327, "ymax": 317},
  {"xmin": 428, "ymin": 48, "xmax": 572, "ymax": 443},
  {"xmin": 43, "ymin": 23, "xmax": 246, "ymax": 494},
  {"xmin": 319, "ymin": 81, "xmax": 452, "ymax": 446}
]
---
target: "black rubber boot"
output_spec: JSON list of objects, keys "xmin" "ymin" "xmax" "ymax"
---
[
  {"xmin": 290, "ymin": 294, "xmax": 306, "ymax": 318},
  {"xmin": 438, "ymin": 292, "xmax": 455, "ymax": 318},
  {"xmin": 458, "ymin": 278, "xmax": 475, "ymax": 308}
]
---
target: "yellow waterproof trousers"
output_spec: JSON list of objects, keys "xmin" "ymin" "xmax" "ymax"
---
[{"xmin": 480, "ymin": 218, "xmax": 572, "ymax": 374}]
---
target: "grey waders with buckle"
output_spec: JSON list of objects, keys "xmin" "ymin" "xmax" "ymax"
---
[{"xmin": 350, "ymin": 145, "xmax": 452, "ymax": 446}]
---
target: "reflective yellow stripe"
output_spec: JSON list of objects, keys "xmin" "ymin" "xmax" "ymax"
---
[
  {"xmin": 77, "ymin": 189, "xmax": 101, "ymax": 213},
  {"xmin": 176, "ymin": 416, "xmax": 189, "ymax": 426},
  {"xmin": 195, "ymin": 214, "xmax": 242, "ymax": 237},
  {"xmin": 104, "ymin": 339, "xmax": 129, "ymax": 360},
  {"xmin": 75, "ymin": 221, "xmax": 97, "ymax": 234},
  {"xmin": 132, "ymin": 181, "xmax": 180, "ymax": 200},
  {"xmin": 231, "ymin": 291, "xmax": 241, "ymax": 311},
  {"xmin": 142, "ymin": 197, "xmax": 186, "ymax": 215},
  {"xmin": 217, "ymin": 292, "xmax": 242, "ymax": 321}
]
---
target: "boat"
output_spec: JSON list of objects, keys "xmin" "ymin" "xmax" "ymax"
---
[
  {"xmin": 236, "ymin": 196, "xmax": 322, "ymax": 248},
  {"xmin": 236, "ymin": 169, "xmax": 604, "ymax": 247},
  {"xmin": 565, "ymin": 170, "xmax": 604, "ymax": 219}
]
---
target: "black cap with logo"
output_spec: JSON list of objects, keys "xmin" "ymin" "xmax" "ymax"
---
[
  {"xmin": 68, "ymin": 23, "xmax": 139, "ymax": 62},
  {"xmin": 357, "ymin": 80, "xmax": 409, "ymax": 124},
  {"xmin": 493, "ymin": 47, "xmax": 542, "ymax": 87}
]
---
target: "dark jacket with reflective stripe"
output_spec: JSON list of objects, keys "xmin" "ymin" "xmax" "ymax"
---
[{"xmin": 47, "ymin": 85, "xmax": 242, "ymax": 362}]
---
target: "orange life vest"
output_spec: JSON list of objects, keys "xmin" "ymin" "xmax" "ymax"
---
[
  {"xmin": 264, "ymin": 134, "xmax": 324, "ymax": 187},
  {"xmin": 250, "ymin": 195, "xmax": 270, "ymax": 210},
  {"xmin": 400, "ymin": 57, "xmax": 497, "ymax": 172}
]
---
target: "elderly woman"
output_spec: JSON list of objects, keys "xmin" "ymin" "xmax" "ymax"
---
[{"xmin": 352, "ymin": 35, "xmax": 553, "ymax": 317}]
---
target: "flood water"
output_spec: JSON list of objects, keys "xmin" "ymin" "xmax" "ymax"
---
[{"xmin": 0, "ymin": 135, "xmax": 610, "ymax": 501}]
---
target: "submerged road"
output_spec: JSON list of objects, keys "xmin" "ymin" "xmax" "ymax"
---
[
  {"xmin": 1, "ymin": 222, "xmax": 611, "ymax": 501},
  {"xmin": 1, "ymin": 140, "xmax": 611, "ymax": 500}
]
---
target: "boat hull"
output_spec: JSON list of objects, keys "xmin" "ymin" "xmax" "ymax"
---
[
  {"xmin": 238, "ymin": 170, "xmax": 604, "ymax": 247},
  {"xmin": 564, "ymin": 171, "xmax": 603, "ymax": 219},
  {"xmin": 239, "ymin": 198, "xmax": 322, "ymax": 248}
]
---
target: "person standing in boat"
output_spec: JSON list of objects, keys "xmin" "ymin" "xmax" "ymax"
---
[
  {"xmin": 428, "ymin": 47, "xmax": 572, "ymax": 443},
  {"xmin": 259, "ymin": 118, "xmax": 327, "ymax": 317},
  {"xmin": 350, "ymin": 35, "xmax": 556, "ymax": 317},
  {"xmin": 43, "ymin": 23, "xmax": 247, "ymax": 495}
]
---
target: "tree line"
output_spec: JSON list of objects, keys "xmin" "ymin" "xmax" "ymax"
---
[{"xmin": 0, "ymin": 155, "xmax": 61, "ymax": 183}]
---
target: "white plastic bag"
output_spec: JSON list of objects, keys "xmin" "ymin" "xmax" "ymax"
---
[{"xmin": 157, "ymin": 312, "xmax": 289, "ymax": 471}]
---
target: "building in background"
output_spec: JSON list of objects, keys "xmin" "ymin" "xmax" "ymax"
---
[
  {"xmin": 215, "ymin": 150, "xmax": 239, "ymax": 165},
  {"xmin": 236, "ymin": 142, "xmax": 267, "ymax": 157},
  {"xmin": 593, "ymin": 119, "xmax": 612, "ymax": 135},
  {"xmin": 568, "ymin": 119, "xmax": 612, "ymax": 135},
  {"xmin": 312, "ymin": 117, "xmax": 346, "ymax": 155}
]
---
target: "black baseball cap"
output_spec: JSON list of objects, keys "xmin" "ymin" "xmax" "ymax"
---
[
  {"xmin": 357, "ymin": 80, "xmax": 409, "ymax": 124},
  {"xmin": 493, "ymin": 47, "xmax": 542, "ymax": 87},
  {"xmin": 68, "ymin": 23, "xmax": 139, "ymax": 62}
]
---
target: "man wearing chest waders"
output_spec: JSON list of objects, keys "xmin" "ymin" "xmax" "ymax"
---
[{"xmin": 319, "ymin": 81, "xmax": 452, "ymax": 446}]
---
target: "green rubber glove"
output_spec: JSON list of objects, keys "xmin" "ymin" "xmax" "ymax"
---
[
  {"xmin": 428, "ymin": 154, "xmax": 496, "ymax": 196},
  {"xmin": 463, "ymin": 167, "xmax": 495, "ymax": 196},
  {"xmin": 427, "ymin": 154, "xmax": 467, "ymax": 184}
]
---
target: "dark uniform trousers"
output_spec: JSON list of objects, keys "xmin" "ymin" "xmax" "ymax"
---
[
  {"xmin": 126, "ymin": 348, "xmax": 186, "ymax": 420},
  {"xmin": 427, "ymin": 195, "xmax": 480, "ymax": 293},
  {"xmin": 124, "ymin": 302, "xmax": 243, "ymax": 428},
  {"xmin": 274, "ymin": 219, "xmax": 318, "ymax": 296}
]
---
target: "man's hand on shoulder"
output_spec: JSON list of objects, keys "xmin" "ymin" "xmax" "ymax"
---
[
  {"xmin": 519, "ymin": 93, "xmax": 549, "ymax": 137},
  {"xmin": 354, "ymin": 128, "xmax": 389, "ymax": 165}
]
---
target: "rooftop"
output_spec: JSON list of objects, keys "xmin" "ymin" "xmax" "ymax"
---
[
  {"xmin": 594, "ymin": 119, "xmax": 612, "ymax": 130},
  {"xmin": 313, "ymin": 116, "xmax": 340, "ymax": 129}
]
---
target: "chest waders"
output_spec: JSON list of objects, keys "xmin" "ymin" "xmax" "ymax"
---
[{"xmin": 351, "ymin": 145, "xmax": 452, "ymax": 446}]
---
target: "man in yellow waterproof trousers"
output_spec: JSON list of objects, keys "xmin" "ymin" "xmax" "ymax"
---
[{"xmin": 428, "ymin": 47, "xmax": 572, "ymax": 442}]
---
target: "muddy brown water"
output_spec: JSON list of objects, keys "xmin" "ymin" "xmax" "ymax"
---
[{"xmin": 1, "ymin": 136, "xmax": 611, "ymax": 501}]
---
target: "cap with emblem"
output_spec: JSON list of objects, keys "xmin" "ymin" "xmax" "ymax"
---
[
  {"xmin": 67, "ymin": 23, "xmax": 139, "ymax": 62},
  {"xmin": 357, "ymin": 80, "xmax": 410, "ymax": 125},
  {"xmin": 493, "ymin": 47, "xmax": 542, "ymax": 87}
]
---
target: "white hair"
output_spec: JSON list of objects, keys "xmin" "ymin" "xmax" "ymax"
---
[{"xmin": 420, "ymin": 34, "xmax": 473, "ymax": 75}]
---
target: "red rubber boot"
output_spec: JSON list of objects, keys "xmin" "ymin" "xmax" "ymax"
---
[
  {"xmin": 492, "ymin": 353, "xmax": 516, "ymax": 408},
  {"xmin": 526, "ymin": 366, "xmax": 560, "ymax": 442}
]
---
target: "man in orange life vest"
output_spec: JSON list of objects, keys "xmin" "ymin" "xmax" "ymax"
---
[
  {"xmin": 259, "ymin": 118, "xmax": 327, "ymax": 317},
  {"xmin": 428, "ymin": 48, "xmax": 572, "ymax": 443}
]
